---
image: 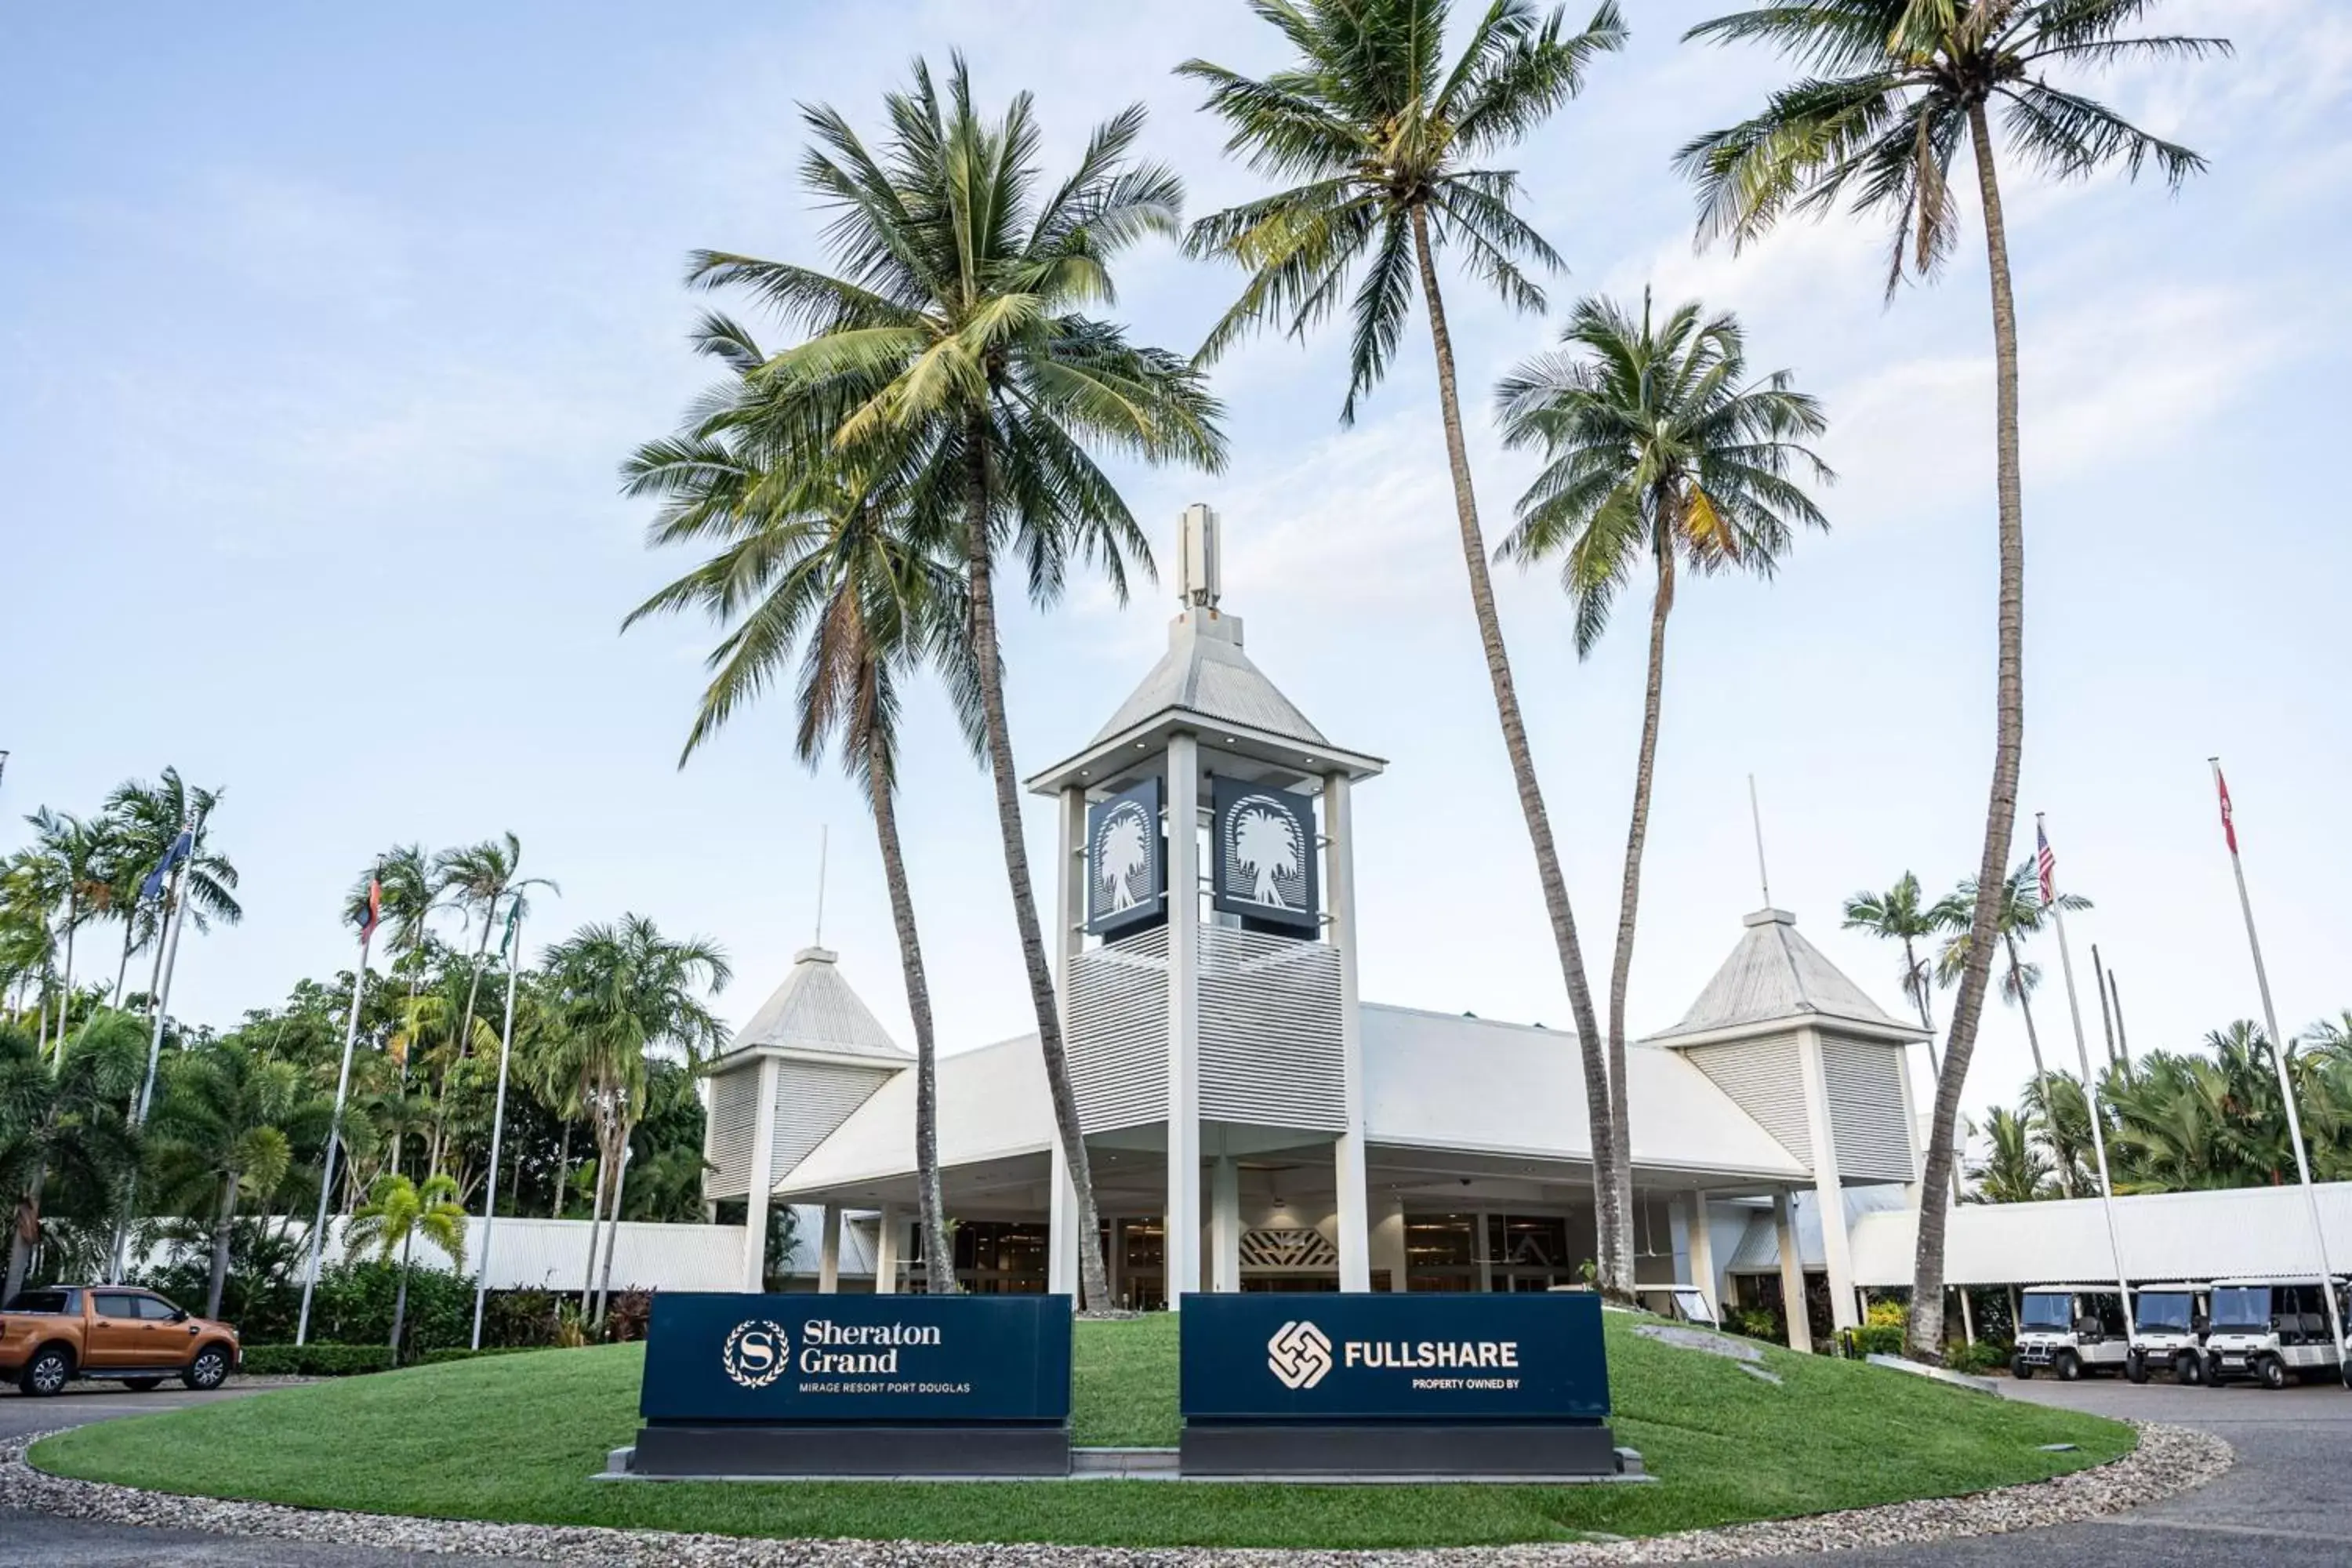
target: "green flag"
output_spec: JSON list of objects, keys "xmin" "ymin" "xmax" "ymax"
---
[{"xmin": 497, "ymin": 896, "xmax": 522, "ymax": 961}]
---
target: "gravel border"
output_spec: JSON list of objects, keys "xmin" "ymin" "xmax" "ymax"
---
[{"xmin": 0, "ymin": 1421, "xmax": 2228, "ymax": 1566}]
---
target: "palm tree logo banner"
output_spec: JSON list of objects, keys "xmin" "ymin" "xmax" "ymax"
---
[
  {"xmin": 1085, "ymin": 777, "xmax": 1166, "ymax": 938},
  {"xmin": 1211, "ymin": 776, "xmax": 1318, "ymax": 932}
]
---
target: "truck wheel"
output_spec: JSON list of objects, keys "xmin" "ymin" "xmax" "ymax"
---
[
  {"xmin": 2125, "ymin": 1352, "xmax": 2148, "ymax": 1385},
  {"xmin": 2056, "ymin": 1351, "xmax": 2084, "ymax": 1382},
  {"xmin": 2177, "ymin": 1352, "xmax": 2205, "ymax": 1387},
  {"xmin": 19, "ymin": 1345, "xmax": 73, "ymax": 1397},
  {"xmin": 121, "ymin": 1377, "xmax": 165, "ymax": 1392},
  {"xmin": 2010, "ymin": 1354, "xmax": 2034, "ymax": 1381},
  {"xmin": 2259, "ymin": 1356, "xmax": 2289, "ymax": 1390},
  {"xmin": 182, "ymin": 1345, "xmax": 231, "ymax": 1391}
]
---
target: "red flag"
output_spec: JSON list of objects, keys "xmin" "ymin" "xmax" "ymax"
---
[
  {"xmin": 2035, "ymin": 822, "xmax": 2056, "ymax": 906},
  {"xmin": 358, "ymin": 877, "xmax": 383, "ymax": 942},
  {"xmin": 2216, "ymin": 768, "xmax": 2239, "ymax": 856}
]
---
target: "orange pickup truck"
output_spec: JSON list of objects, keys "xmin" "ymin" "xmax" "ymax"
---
[{"xmin": 0, "ymin": 1284, "xmax": 240, "ymax": 1396}]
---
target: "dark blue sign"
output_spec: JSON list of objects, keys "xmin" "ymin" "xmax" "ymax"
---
[
  {"xmin": 640, "ymin": 1294, "xmax": 1072, "ymax": 1425},
  {"xmin": 1211, "ymin": 776, "xmax": 1319, "ymax": 932},
  {"xmin": 1179, "ymin": 1292, "xmax": 1610, "ymax": 1423},
  {"xmin": 1086, "ymin": 778, "xmax": 1165, "ymax": 938}
]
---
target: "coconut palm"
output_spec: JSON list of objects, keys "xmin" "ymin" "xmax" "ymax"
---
[
  {"xmin": 146, "ymin": 1038, "xmax": 331, "ymax": 1317},
  {"xmin": 1181, "ymin": 0, "xmax": 1633, "ymax": 1287},
  {"xmin": 426, "ymin": 836, "xmax": 556, "ymax": 1167},
  {"xmin": 1497, "ymin": 292, "xmax": 1828, "ymax": 1229},
  {"xmin": 688, "ymin": 58, "xmax": 1223, "ymax": 1310},
  {"xmin": 626, "ymin": 340, "xmax": 978, "ymax": 1294},
  {"xmin": 1965, "ymin": 1106, "xmax": 2053, "ymax": 1203},
  {"xmin": 0, "ymin": 1010, "xmax": 143, "ymax": 1301},
  {"xmin": 1844, "ymin": 873, "xmax": 1946, "ymax": 1053},
  {"xmin": 0, "ymin": 850, "xmax": 61, "ymax": 1044},
  {"xmin": 1934, "ymin": 860, "xmax": 2089, "ymax": 1194},
  {"xmin": 346, "ymin": 1171, "xmax": 467, "ymax": 1354},
  {"xmin": 344, "ymin": 846, "xmax": 440, "ymax": 971},
  {"xmin": 24, "ymin": 811, "xmax": 109, "ymax": 1054},
  {"xmin": 99, "ymin": 769, "xmax": 240, "ymax": 1009},
  {"xmin": 539, "ymin": 915, "xmax": 728, "ymax": 1323},
  {"xmin": 1678, "ymin": 0, "xmax": 2227, "ymax": 1360}
]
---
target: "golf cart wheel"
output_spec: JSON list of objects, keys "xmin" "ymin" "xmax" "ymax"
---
[
  {"xmin": 19, "ymin": 1345, "xmax": 72, "ymax": 1397},
  {"xmin": 2010, "ymin": 1353, "xmax": 2033, "ymax": 1381},
  {"xmin": 2056, "ymin": 1350, "xmax": 2084, "ymax": 1382},
  {"xmin": 183, "ymin": 1345, "xmax": 230, "ymax": 1392},
  {"xmin": 122, "ymin": 1377, "xmax": 165, "ymax": 1392},
  {"xmin": 2259, "ymin": 1355, "xmax": 2289, "ymax": 1390},
  {"xmin": 2125, "ymin": 1352, "xmax": 2148, "ymax": 1385},
  {"xmin": 2177, "ymin": 1352, "xmax": 2205, "ymax": 1387}
]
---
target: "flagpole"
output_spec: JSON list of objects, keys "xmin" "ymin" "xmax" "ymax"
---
[
  {"xmin": 299, "ymin": 920, "xmax": 375, "ymax": 1347},
  {"xmin": 2208, "ymin": 757, "xmax": 2347, "ymax": 1377},
  {"xmin": 472, "ymin": 901, "xmax": 523, "ymax": 1350},
  {"xmin": 2037, "ymin": 815, "xmax": 2134, "ymax": 1349},
  {"xmin": 109, "ymin": 825, "xmax": 197, "ymax": 1283}
]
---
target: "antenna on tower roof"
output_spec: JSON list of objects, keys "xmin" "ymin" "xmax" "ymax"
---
[
  {"xmin": 814, "ymin": 822, "xmax": 829, "ymax": 947},
  {"xmin": 1747, "ymin": 773, "xmax": 1773, "ymax": 909},
  {"xmin": 1179, "ymin": 503, "xmax": 1221, "ymax": 609}
]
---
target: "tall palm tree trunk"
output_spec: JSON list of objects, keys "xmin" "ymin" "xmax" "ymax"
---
[
  {"xmin": 112, "ymin": 919, "xmax": 136, "ymax": 1009},
  {"xmin": 1911, "ymin": 105, "xmax": 2027, "ymax": 1362},
  {"xmin": 206, "ymin": 1178, "xmax": 238, "ymax": 1319},
  {"xmin": 1408, "ymin": 207, "xmax": 1623, "ymax": 1288},
  {"xmin": 53, "ymin": 894, "xmax": 77, "ymax": 1054},
  {"xmin": 551, "ymin": 1120, "xmax": 572, "ymax": 1218},
  {"xmin": 961, "ymin": 423, "xmax": 1112, "ymax": 1312},
  {"xmin": 595, "ymin": 1131, "xmax": 628, "ymax": 1326},
  {"xmin": 2005, "ymin": 933, "xmax": 2072, "ymax": 1198},
  {"xmin": 5, "ymin": 1157, "xmax": 46, "ymax": 1301},
  {"xmin": 429, "ymin": 921, "xmax": 495, "ymax": 1175},
  {"xmin": 390, "ymin": 1226, "xmax": 415, "ymax": 1354},
  {"xmin": 869, "ymin": 731, "xmax": 954, "ymax": 1294},
  {"xmin": 579, "ymin": 1149, "xmax": 606, "ymax": 1308}
]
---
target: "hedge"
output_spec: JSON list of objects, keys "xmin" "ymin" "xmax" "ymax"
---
[
  {"xmin": 240, "ymin": 1344, "xmax": 397, "ymax": 1377},
  {"xmin": 416, "ymin": 1346, "xmax": 548, "ymax": 1366}
]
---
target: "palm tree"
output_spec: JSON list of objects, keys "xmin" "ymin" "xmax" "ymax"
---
[
  {"xmin": 0, "ymin": 1010, "xmax": 143, "ymax": 1301},
  {"xmin": 1965, "ymin": 1106, "xmax": 2053, "ymax": 1204},
  {"xmin": 1934, "ymin": 861, "xmax": 2089, "ymax": 1194},
  {"xmin": 346, "ymin": 1171, "xmax": 467, "ymax": 1354},
  {"xmin": 99, "ymin": 769, "xmax": 241, "ymax": 1009},
  {"xmin": 1496, "ymin": 291, "xmax": 1828, "ymax": 1236},
  {"xmin": 1678, "ymin": 0, "xmax": 2227, "ymax": 1361},
  {"xmin": 625, "ymin": 335, "xmax": 978, "ymax": 1294},
  {"xmin": 540, "ymin": 915, "xmax": 728, "ymax": 1323},
  {"xmin": 1844, "ymin": 873, "xmax": 1945, "ymax": 1053},
  {"xmin": 688, "ymin": 59, "xmax": 1224, "ymax": 1310},
  {"xmin": 427, "ymin": 836, "xmax": 555, "ymax": 1171},
  {"xmin": 1181, "ymin": 0, "xmax": 1633, "ymax": 1287},
  {"xmin": 146, "ymin": 1038, "xmax": 331, "ymax": 1317},
  {"xmin": 0, "ymin": 848, "xmax": 61, "ymax": 1044},
  {"xmin": 345, "ymin": 846, "xmax": 440, "ymax": 972},
  {"xmin": 24, "ymin": 810, "xmax": 108, "ymax": 1055}
]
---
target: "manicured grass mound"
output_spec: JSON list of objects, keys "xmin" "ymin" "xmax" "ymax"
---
[{"xmin": 32, "ymin": 1312, "xmax": 2130, "ymax": 1549}]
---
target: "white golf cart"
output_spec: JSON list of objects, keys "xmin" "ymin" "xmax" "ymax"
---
[
  {"xmin": 2203, "ymin": 1276, "xmax": 2348, "ymax": 1388},
  {"xmin": 2125, "ymin": 1282, "xmax": 2210, "ymax": 1385},
  {"xmin": 2010, "ymin": 1284, "xmax": 2131, "ymax": 1381}
]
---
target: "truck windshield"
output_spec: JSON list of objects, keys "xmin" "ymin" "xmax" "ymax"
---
[
  {"xmin": 2019, "ymin": 1294, "xmax": 2073, "ymax": 1332},
  {"xmin": 2211, "ymin": 1286, "xmax": 2273, "ymax": 1332},
  {"xmin": 0, "ymin": 1289, "xmax": 75, "ymax": 1314},
  {"xmin": 2136, "ymin": 1291, "xmax": 2195, "ymax": 1334}
]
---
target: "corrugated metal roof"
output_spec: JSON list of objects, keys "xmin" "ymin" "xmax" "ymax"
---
[
  {"xmin": 1648, "ymin": 908, "xmax": 1915, "ymax": 1042},
  {"xmin": 727, "ymin": 946, "xmax": 911, "ymax": 1065},
  {"xmin": 1091, "ymin": 610, "xmax": 1329, "ymax": 750}
]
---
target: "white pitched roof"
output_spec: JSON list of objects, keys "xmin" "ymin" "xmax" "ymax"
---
[
  {"xmin": 1647, "ymin": 908, "xmax": 1919, "ymax": 1044},
  {"xmin": 1091, "ymin": 609, "xmax": 1328, "ymax": 750},
  {"xmin": 773, "ymin": 1035, "xmax": 1052, "ymax": 1195},
  {"xmin": 722, "ymin": 946, "xmax": 910, "ymax": 1067}
]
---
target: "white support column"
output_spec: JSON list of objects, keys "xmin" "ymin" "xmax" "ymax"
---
[
  {"xmin": 1048, "ymin": 1136, "xmax": 1079, "ymax": 1301},
  {"xmin": 1105, "ymin": 1218, "xmax": 1123, "ymax": 1306},
  {"xmin": 1325, "ymin": 771, "xmax": 1371, "ymax": 1292},
  {"xmin": 1475, "ymin": 1208, "xmax": 1494, "ymax": 1294},
  {"xmin": 1958, "ymin": 1287, "xmax": 1976, "ymax": 1345},
  {"xmin": 1686, "ymin": 1191, "xmax": 1719, "ymax": 1319},
  {"xmin": 1374, "ymin": 1194, "xmax": 1409, "ymax": 1291},
  {"xmin": 874, "ymin": 1203, "xmax": 902, "ymax": 1295},
  {"xmin": 818, "ymin": 1202, "xmax": 841, "ymax": 1294},
  {"xmin": 1211, "ymin": 1156, "xmax": 1242, "ymax": 1292},
  {"xmin": 1051, "ymin": 785, "xmax": 1087, "ymax": 1308},
  {"xmin": 1165, "ymin": 733, "xmax": 1203, "ymax": 1306},
  {"xmin": 1796, "ymin": 1026, "xmax": 1860, "ymax": 1333},
  {"xmin": 740, "ymin": 1056, "xmax": 779, "ymax": 1293},
  {"xmin": 1773, "ymin": 1189, "xmax": 1812, "ymax": 1353}
]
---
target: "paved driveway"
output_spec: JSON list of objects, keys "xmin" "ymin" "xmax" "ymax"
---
[{"xmin": 5, "ymin": 1373, "xmax": 2350, "ymax": 1564}]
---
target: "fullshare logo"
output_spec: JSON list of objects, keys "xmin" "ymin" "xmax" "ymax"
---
[
  {"xmin": 1267, "ymin": 1319, "xmax": 1334, "ymax": 1390},
  {"xmin": 721, "ymin": 1319, "xmax": 789, "ymax": 1389}
]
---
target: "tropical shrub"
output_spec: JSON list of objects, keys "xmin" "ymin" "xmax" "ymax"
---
[{"xmin": 1947, "ymin": 1340, "xmax": 2011, "ymax": 1376}]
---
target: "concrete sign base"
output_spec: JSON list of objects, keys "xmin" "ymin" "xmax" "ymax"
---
[
  {"xmin": 628, "ymin": 1424, "xmax": 1072, "ymax": 1478},
  {"xmin": 1180, "ymin": 1422, "xmax": 1624, "ymax": 1479}
]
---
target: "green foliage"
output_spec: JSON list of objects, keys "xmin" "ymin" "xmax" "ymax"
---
[
  {"xmin": 241, "ymin": 1343, "xmax": 397, "ymax": 1377},
  {"xmin": 34, "ymin": 1315, "xmax": 2132, "ymax": 1548},
  {"xmin": 1847, "ymin": 1323, "xmax": 1906, "ymax": 1357},
  {"xmin": 417, "ymin": 1346, "xmax": 545, "ymax": 1366},
  {"xmin": 1947, "ymin": 1341, "xmax": 2011, "ymax": 1377}
]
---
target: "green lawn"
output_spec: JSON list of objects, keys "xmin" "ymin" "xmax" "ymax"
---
[{"xmin": 31, "ymin": 1313, "xmax": 2131, "ymax": 1548}]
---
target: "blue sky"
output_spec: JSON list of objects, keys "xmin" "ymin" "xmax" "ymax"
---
[{"xmin": 3, "ymin": 0, "xmax": 2347, "ymax": 1124}]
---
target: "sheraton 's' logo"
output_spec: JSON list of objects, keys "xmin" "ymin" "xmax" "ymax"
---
[
  {"xmin": 1267, "ymin": 1319, "xmax": 1333, "ymax": 1390},
  {"xmin": 721, "ymin": 1319, "xmax": 789, "ymax": 1388}
]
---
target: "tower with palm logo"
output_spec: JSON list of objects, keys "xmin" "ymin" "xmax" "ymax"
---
[{"xmin": 1026, "ymin": 505, "xmax": 1385, "ymax": 1301}]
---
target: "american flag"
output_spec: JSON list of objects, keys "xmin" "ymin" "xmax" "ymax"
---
[{"xmin": 2035, "ymin": 822, "xmax": 2057, "ymax": 906}]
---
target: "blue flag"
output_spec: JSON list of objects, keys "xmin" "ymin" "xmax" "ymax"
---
[{"xmin": 139, "ymin": 829, "xmax": 193, "ymax": 902}]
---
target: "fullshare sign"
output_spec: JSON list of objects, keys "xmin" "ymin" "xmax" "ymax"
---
[
  {"xmin": 630, "ymin": 1293, "xmax": 1073, "ymax": 1476},
  {"xmin": 1178, "ymin": 1292, "xmax": 1621, "ymax": 1477}
]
